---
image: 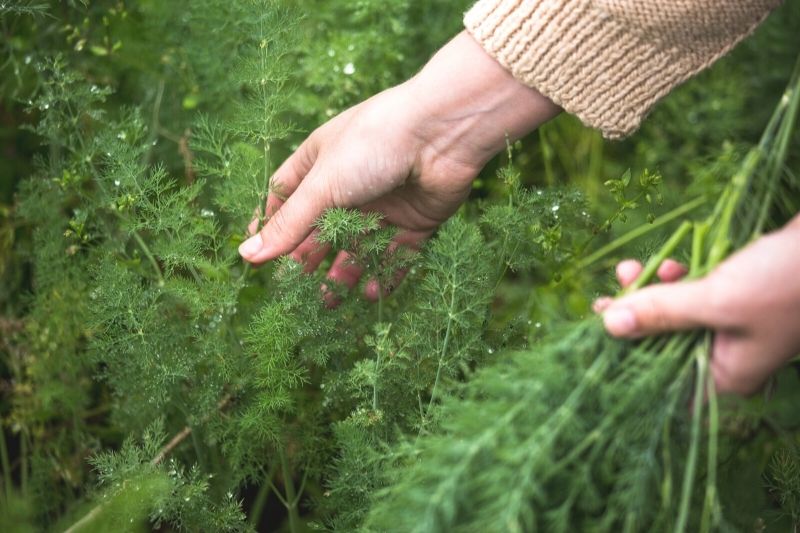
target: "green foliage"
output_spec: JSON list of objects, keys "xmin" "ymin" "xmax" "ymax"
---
[
  {"xmin": 1, "ymin": 0, "xmax": 799, "ymax": 532},
  {"xmin": 766, "ymin": 446, "xmax": 800, "ymax": 527}
]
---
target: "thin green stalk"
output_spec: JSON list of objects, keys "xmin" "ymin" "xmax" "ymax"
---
[
  {"xmin": 625, "ymin": 221, "xmax": 692, "ymax": 293},
  {"xmin": 372, "ymin": 292, "xmax": 385, "ymax": 411},
  {"xmin": 426, "ymin": 300, "xmax": 453, "ymax": 416},
  {"xmin": 576, "ymin": 196, "xmax": 705, "ymax": 271},
  {"xmin": 675, "ymin": 344, "xmax": 709, "ymax": 533},
  {"xmin": 249, "ymin": 482, "xmax": 271, "ymax": 527},
  {"xmin": 700, "ymin": 336, "xmax": 720, "ymax": 533},
  {"xmin": 707, "ymin": 149, "xmax": 763, "ymax": 268},
  {"xmin": 20, "ymin": 433, "xmax": 27, "ymax": 496},
  {"xmin": 0, "ymin": 426, "xmax": 11, "ymax": 502},
  {"xmin": 689, "ymin": 222, "xmax": 709, "ymax": 278},
  {"xmin": 754, "ymin": 79, "xmax": 800, "ymax": 236},
  {"xmin": 132, "ymin": 231, "xmax": 165, "ymax": 286},
  {"xmin": 539, "ymin": 128, "xmax": 556, "ymax": 187},
  {"xmin": 237, "ymin": 262, "xmax": 252, "ymax": 286},
  {"xmin": 279, "ymin": 448, "xmax": 301, "ymax": 533}
]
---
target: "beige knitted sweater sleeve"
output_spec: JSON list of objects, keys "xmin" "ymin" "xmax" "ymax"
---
[{"xmin": 464, "ymin": 0, "xmax": 782, "ymax": 138}]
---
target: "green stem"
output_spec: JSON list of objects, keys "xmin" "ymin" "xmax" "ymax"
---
[
  {"xmin": 625, "ymin": 221, "xmax": 692, "ymax": 293},
  {"xmin": 754, "ymin": 78, "xmax": 800, "ymax": 236},
  {"xmin": 576, "ymin": 196, "xmax": 705, "ymax": 271},
  {"xmin": 706, "ymin": 149, "xmax": 763, "ymax": 268},
  {"xmin": 19, "ymin": 433, "xmax": 27, "ymax": 496},
  {"xmin": 249, "ymin": 482, "xmax": 271, "ymax": 528},
  {"xmin": 237, "ymin": 262, "xmax": 252, "ymax": 286},
  {"xmin": 426, "ymin": 294, "xmax": 454, "ymax": 417},
  {"xmin": 689, "ymin": 222, "xmax": 710, "ymax": 278},
  {"xmin": 0, "ymin": 426, "xmax": 11, "ymax": 502},
  {"xmin": 279, "ymin": 449, "xmax": 301, "ymax": 533},
  {"xmin": 372, "ymin": 293, "xmax": 385, "ymax": 411},
  {"xmin": 700, "ymin": 336, "xmax": 720, "ymax": 533},
  {"xmin": 132, "ymin": 231, "xmax": 165, "ymax": 286},
  {"xmin": 675, "ymin": 344, "xmax": 709, "ymax": 533}
]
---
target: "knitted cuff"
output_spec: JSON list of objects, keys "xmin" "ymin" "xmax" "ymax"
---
[{"xmin": 464, "ymin": 0, "xmax": 773, "ymax": 139}]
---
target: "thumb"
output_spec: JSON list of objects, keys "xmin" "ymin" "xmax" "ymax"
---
[
  {"xmin": 602, "ymin": 279, "xmax": 713, "ymax": 338},
  {"xmin": 239, "ymin": 174, "xmax": 332, "ymax": 264}
]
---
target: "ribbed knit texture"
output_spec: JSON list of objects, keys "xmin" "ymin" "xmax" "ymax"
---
[{"xmin": 465, "ymin": 0, "xmax": 782, "ymax": 138}]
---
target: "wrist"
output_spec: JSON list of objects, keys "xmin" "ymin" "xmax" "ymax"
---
[{"xmin": 405, "ymin": 31, "xmax": 560, "ymax": 169}]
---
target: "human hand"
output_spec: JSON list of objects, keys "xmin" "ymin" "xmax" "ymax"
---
[
  {"xmin": 238, "ymin": 31, "xmax": 559, "ymax": 293},
  {"xmin": 594, "ymin": 216, "xmax": 800, "ymax": 395}
]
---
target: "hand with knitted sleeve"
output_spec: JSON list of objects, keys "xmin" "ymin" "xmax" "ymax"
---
[
  {"xmin": 239, "ymin": 32, "xmax": 560, "ymax": 291},
  {"xmin": 465, "ymin": 0, "xmax": 783, "ymax": 138}
]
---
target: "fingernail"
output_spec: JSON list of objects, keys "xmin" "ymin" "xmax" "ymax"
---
[
  {"xmin": 603, "ymin": 308, "xmax": 637, "ymax": 336},
  {"xmin": 239, "ymin": 234, "xmax": 263, "ymax": 258}
]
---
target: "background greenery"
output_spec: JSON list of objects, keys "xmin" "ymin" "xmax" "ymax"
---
[{"xmin": 1, "ymin": 0, "xmax": 799, "ymax": 531}]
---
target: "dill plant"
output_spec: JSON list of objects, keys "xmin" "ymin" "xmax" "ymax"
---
[
  {"xmin": 2, "ymin": 1, "xmax": 800, "ymax": 532},
  {"xmin": 1, "ymin": 1, "xmax": 578, "ymax": 530}
]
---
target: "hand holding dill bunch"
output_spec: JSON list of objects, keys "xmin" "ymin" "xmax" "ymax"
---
[{"xmin": 596, "ymin": 215, "xmax": 800, "ymax": 395}]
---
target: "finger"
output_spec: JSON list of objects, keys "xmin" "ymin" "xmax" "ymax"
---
[
  {"xmin": 289, "ymin": 230, "xmax": 330, "ymax": 273},
  {"xmin": 592, "ymin": 297, "xmax": 614, "ymax": 313},
  {"xmin": 602, "ymin": 279, "xmax": 714, "ymax": 338},
  {"xmin": 264, "ymin": 136, "xmax": 318, "ymax": 220},
  {"xmin": 616, "ymin": 259, "xmax": 643, "ymax": 289},
  {"xmin": 364, "ymin": 269, "xmax": 410, "ymax": 301},
  {"xmin": 656, "ymin": 259, "xmax": 688, "ymax": 283},
  {"xmin": 326, "ymin": 251, "xmax": 363, "ymax": 289},
  {"xmin": 322, "ymin": 251, "xmax": 363, "ymax": 308},
  {"xmin": 248, "ymin": 217, "xmax": 259, "ymax": 237},
  {"xmin": 240, "ymin": 171, "xmax": 332, "ymax": 264},
  {"xmin": 364, "ymin": 229, "xmax": 428, "ymax": 301}
]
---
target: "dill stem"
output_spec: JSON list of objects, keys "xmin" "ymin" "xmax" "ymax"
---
[
  {"xmin": 0, "ymin": 426, "xmax": 11, "ymax": 501},
  {"xmin": 132, "ymin": 230, "xmax": 165, "ymax": 286},
  {"xmin": 625, "ymin": 220, "xmax": 692, "ymax": 293},
  {"xmin": 278, "ymin": 448, "xmax": 301, "ymax": 533},
  {"xmin": 426, "ymin": 289, "xmax": 455, "ymax": 417},
  {"xmin": 707, "ymin": 149, "xmax": 762, "ymax": 268},
  {"xmin": 143, "ymin": 79, "xmax": 165, "ymax": 167},
  {"xmin": 576, "ymin": 196, "xmax": 705, "ymax": 271},
  {"xmin": 249, "ymin": 482, "xmax": 271, "ymax": 527},
  {"xmin": 20, "ymin": 433, "xmax": 27, "ymax": 496},
  {"xmin": 372, "ymin": 292, "xmax": 385, "ymax": 411},
  {"xmin": 689, "ymin": 222, "xmax": 710, "ymax": 278},
  {"xmin": 251, "ymin": 462, "xmax": 279, "ymax": 527},
  {"xmin": 237, "ymin": 262, "xmax": 252, "ymax": 286},
  {"xmin": 700, "ymin": 336, "xmax": 719, "ymax": 533},
  {"xmin": 755, "ymin": 73, "xmax": 800, "ymax": 236},
  {"xmin": 676, "ymin": 344, "xmax": 709, "ymax": 533}
]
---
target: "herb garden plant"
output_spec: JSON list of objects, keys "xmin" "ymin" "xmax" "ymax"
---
[{"xmin": 1, "ymin": 1, "xmax": 800, "ymax": 532}]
